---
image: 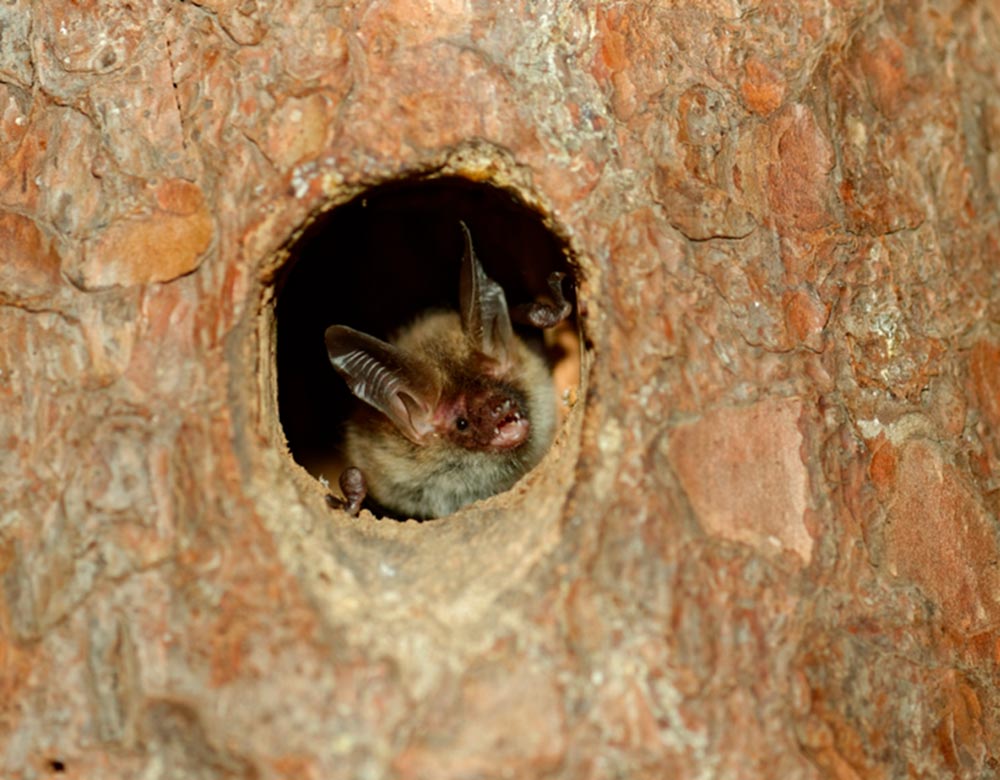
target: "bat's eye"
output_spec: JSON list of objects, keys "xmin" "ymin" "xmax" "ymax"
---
[{"xmin": 455, "ymin": 417, "xmax": 469, "ymax": 431}]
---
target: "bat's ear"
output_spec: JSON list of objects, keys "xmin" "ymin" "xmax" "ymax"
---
[
  {"xmin": 325, "ymin": 325, "xmax": 438, "ymax": 444},
  {"xmin": 458, "ymin": 221, "xmax": 515, "ymax": 365}
]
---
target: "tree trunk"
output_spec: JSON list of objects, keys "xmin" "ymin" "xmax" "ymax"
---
[{"xmin": 2, "ymin": 1, "xmax": 999, "ymax": 777}]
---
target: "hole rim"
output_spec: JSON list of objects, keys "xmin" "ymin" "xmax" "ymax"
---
[{"xmin": 260, "ymin": 167, "xmax": 591, "ymax": 524}]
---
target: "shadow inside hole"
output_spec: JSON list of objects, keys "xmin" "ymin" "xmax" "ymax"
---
[{"xmin": 275, "ymin": 176, "xmax": 577, "ymax": 497}]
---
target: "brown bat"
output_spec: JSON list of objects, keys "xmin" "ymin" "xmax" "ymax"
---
[{"xmin": 324, "ymin": 222, "xmax": 571, "ymax": 520}]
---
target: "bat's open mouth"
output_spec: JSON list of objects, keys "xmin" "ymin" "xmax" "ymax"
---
[{"xmin": 491, "ymin": 408, "xmax": 529, "ymax": 449}]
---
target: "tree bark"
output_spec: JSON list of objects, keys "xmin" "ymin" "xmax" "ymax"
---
[{"xmin": 2, "ymin": 1, "xmax": 999, "ymax": 778}]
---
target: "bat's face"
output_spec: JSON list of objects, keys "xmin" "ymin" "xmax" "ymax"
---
[
  {"xmin": 433, "ymin": 377, "xmax": 530, "ymax": 452},
  {"xmin": 324, "ymin": 223, "xmax": 561, "ymax": 518}
]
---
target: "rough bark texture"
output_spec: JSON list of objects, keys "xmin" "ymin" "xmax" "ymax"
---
[{"xmin": 3, "ymin": 1, "xmax": 1000, "ymax": 778}]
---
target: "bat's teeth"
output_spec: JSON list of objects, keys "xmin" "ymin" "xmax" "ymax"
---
[{"xmin": 489, "ymin": 410, "xmax": 530, "ymax": 449}]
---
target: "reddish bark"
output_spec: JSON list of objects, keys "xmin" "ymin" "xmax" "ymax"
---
[{"xmin": 2, "ymin": 1, "xmax": 999, "ymax": 777}]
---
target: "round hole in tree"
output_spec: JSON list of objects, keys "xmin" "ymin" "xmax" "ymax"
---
[{"xmin": 274, "ymin": 175, "xmax": 582, "ymax": 520}]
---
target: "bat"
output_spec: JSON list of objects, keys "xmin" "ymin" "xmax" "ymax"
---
[{"xmin": 324, "ymin": 222, "xmax": 571, "ymax": 520}]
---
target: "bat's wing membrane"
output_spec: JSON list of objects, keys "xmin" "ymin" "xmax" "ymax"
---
[{"xmin": 510, "ymin": 271, "xmax": 572, "ymax": 329}]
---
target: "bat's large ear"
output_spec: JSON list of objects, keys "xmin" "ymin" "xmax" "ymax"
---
[
  {"xmin": 458, "ymin": 221, "xmax": 515, "ymax": 365},
  {"xmin": 325, "ymin": 325, "xmax": 438, "ymax": 444}
]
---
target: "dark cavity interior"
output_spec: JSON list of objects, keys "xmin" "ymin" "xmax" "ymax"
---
[{"xmin": 275, "ymin": 176, "xmax": 577, "ymax": 492}]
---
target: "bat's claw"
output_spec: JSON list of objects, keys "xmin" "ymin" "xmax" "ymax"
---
[
  {"xmin": 325, "ymin": 466, "xmax": 367, "ymax": 517},
  {"xmin": 511, "ymin": 271, "xmax": 572, "ymax": 329}
]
